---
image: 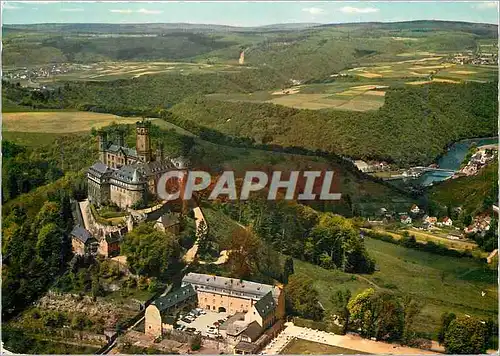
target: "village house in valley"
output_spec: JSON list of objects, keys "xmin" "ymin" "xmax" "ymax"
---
[{"xmin": 400, "ymin": 215, "xmax": 412, "ymax": 224}]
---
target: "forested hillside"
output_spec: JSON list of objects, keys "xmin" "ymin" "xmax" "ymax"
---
[
  {"xmin": 4, "ymin": 78, "xmax": 496, "ymax": 166},
  {"xmin": 1, "ymin": 67, "xmax": 287, "ymax": 114},
  {"xmin": 170, "ymin": 81, "xmax": 498, "ymax": 166}
]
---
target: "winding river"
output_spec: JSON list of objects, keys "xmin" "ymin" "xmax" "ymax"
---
[{"xmin": 394, "ymin": 137, "xmax": 498, "ymax": 187}]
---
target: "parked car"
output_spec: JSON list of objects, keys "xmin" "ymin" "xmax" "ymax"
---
[
  {"xmin": 186, "ymin": 327, "xmax": 196, "ymax": 333},
  {"xmin": 217, "ymin": 319, "xmax": 225, "ymax": 324},
  {"xmin": 186, "ymin": 315, "xmax": 196, "ymax": 321},
  {"xmin": 181, "ymin": 317, "xmax": 192, "ymax": 323}
]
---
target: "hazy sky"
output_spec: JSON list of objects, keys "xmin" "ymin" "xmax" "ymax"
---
[{"xmin": 2, "ymin": 1, "xmax": 499, "ymax": 26}]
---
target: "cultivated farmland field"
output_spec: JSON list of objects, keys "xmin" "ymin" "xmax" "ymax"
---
[
  {"xmin": 3, "ymin": 111, "xmax": 139, "ymax": 133},
  {"xmin": 208, "ymin": 83, "xmax": 387, "ymax": 111},
  {"xmin": 31, "ymin": 61, "xmax": 246, "ymax": 82}
]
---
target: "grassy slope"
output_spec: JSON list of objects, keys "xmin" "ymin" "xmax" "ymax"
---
[
  {"xmin": 280, "ymin": 338, "xmax": 367, "ymax": 354},
  {"xmin": 430, "ymin": 162, "xmax": 498, "ymax": 215},
  {"xmin": 191, "ymin": 137, "xmax": 413, "ymax": 216},
  {"xmin": 204, "ymin": 204, "xmax": 498, "ymax": 336},
  {"xmin": 294, "ymin": 237, "xmax": 498, "ymax": 338},
  {"xmin": 3, "ymin": 111, "xmax": 137, "ymax": 133}
]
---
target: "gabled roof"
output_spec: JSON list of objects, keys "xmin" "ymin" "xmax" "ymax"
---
[
  {"xmin": 157, "ymin": 213, "xmax": 180, "ymax": 228},
  {"xmin": 254, "ymin": 291, "xmax": 276, "ymax": 319},
  {"xmin": 241, "ymin": 321, "xmax": 263, "ymax": 342},
  {"xmin": 71, "ymin": 225, "xmax": 93, "ymax": 244},
  {"xmin": 151, "ymin": 284, "xmax": 196, "ymax": 313},
  {"xmin": 111, "ymin": 165, "xmax": 145, "ymax": 184},
  {"xmin": 234, "ymin": 341, "xmax": 258, "ymax": 353}
]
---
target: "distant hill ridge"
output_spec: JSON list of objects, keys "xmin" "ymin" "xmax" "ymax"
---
[{"xmin": 4, "ymin": 20, "xmax": 497, "ymax": 35}]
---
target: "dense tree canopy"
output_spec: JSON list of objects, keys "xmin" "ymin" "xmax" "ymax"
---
[
  {"xmin": 285, "ymin": 275, "xmax": 324, "ymax": 321},
  {"xmin": 443, "ymin": 316, "xmax": 488, "ymax": 354},
  {"xmin": 121, "ymin": 223, "xmax": 182, "ymax": 280}
]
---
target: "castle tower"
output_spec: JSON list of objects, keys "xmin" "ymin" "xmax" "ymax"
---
[
  {"xmin": 136, "ymin": 121, "xmax": 152, "ymax": 163},
  {"xmin": 97, "ymin": 131, "xmax": 107, "ymax": 163}
]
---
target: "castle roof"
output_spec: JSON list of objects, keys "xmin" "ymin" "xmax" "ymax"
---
[
  {"xmin": 138, "ymin": 160, "xmax": 176, "ymax": 177},
  {"xmin": 111, "ymin": 165, "xmax": 146, "ymax": 184},
  {"xmin": 106, "ymin": 144, "xmax": 138, "ymax": 158},
  {"xmin": 88, "ymin": 162, "xmax": 112, "ymax": 177}
]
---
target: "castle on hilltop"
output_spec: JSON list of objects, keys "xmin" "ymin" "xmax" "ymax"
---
[{"xmin": 87, "ymin": 121, "xmax": 188, "ymax": 209}]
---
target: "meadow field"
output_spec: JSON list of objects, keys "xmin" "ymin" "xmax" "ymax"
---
[
  {"xmin": 204, "ymin": 56, "xmax": 497, "ymax": 111},
  {"xmin": 362, "ymin": 227, "xmax": 483, "ymax": 255},
  {"xmin": 294, "ymin": 237, "xmax": 498, "ymax": 337},
  {"xmin": 3, "ymin": 111, "xmax": 138, "ymax": 133},
  {"xmin": 208, "ymin": 83, "xmax": 388, "ymax": 111},
  {"xmin": 345, "ymin": 59, "xmax": 497, "ymax": 83},
  {"xmin": 280, "ymin": 338, "xmax": 366, "ymax": 355}
]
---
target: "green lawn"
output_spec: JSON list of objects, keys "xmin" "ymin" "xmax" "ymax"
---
[
  {"xmin": 280, "ymin": 338, "xmax": 368, "ymax": 355},
  {"xmin": 294, "ymin": 237, "xmax": 498, "ymax": 338}
]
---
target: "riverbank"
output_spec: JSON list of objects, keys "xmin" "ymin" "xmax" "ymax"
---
[{"xmin": 382, "ymin": 136, "xmax": 498, "ymax": 188}]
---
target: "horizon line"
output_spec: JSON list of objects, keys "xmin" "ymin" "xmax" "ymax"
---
[{"xmin": 4, "ymin": 19, "xmax": 499, "ymax": 27}]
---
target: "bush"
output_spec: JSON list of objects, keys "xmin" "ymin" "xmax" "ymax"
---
[
  {"xmin": 293, "ymin": 317, "xmax": 343, "ymax": 334},
  {"xmin": 190, "ymin": 333, "xmax": 202, "ymax": 351}
]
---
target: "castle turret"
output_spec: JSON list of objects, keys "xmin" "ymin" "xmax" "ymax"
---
[
  {"xmin": 136, "ymin": 121, "xmax": 152, "ymax": 163},
  {"xmin": 98, "ymin": 131, "xmax": 107, "ymax": 163}
]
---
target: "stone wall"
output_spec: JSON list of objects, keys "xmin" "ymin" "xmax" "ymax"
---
[{"xmin": 110, "ymin": 184, "xmax": 143, "ymax": 209}]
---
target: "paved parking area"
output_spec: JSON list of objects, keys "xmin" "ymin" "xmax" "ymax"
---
[{"xmin": 177, "ymin": 310, "xmax": 229, "ymax": 337}]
